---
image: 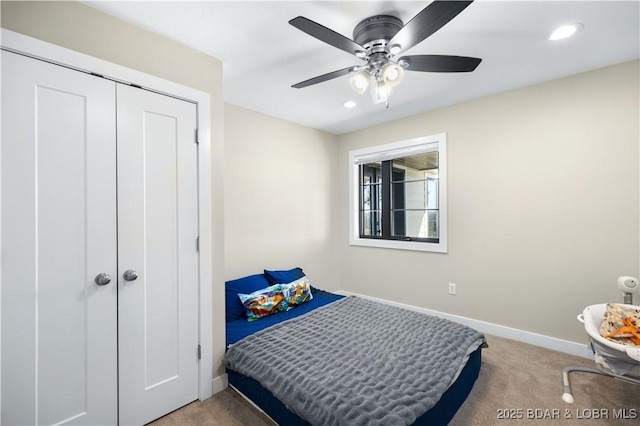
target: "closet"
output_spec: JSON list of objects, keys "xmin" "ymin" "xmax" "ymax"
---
[{"xmin": 1, "ymin": 50, "xmax": 200, "ymax": 425}]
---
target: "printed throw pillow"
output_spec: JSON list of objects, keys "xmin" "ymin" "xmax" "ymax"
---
[
  {"xmin": 238, "ymin": 284, "xmax": 290, "ymax": 321},
  {"xmin": 599, "ymin": 303, "xmax": 640, "ymax": 346},
  {"xmin": 284, "ymin": 276, "xmax": 314, "ymax": 306}
]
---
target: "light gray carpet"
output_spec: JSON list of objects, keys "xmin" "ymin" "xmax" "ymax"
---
[
  {"xmin": 149, "ymin": 334, "xmax": 639, "ymax": 425},
  {"xmin": 450, "ymin": 335, "xmax": 638, "ymax": 425}
]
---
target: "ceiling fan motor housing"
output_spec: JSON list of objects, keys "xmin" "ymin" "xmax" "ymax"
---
[{"xmin": 353, "ymin": 15, "xmax": 403, "ymax": 54}]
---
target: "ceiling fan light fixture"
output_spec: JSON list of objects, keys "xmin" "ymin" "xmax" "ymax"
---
[
  {"xmin": 349, "ymin": 70, "xmax": 371, "ymax": 94},
  {"xmin": 382, "ymin": 63, "xmax": 404, "ymax": 88},
  {"xmin": 371, "ymin": 80, "xmax": 392, "ymax": 104},
  {"xmin": 548, "ymin": 23, "xmax": 584, "ymax": 41},
  {"xmin": 388, "ymin": 44, "xmax": 402, "ymax": 55}
]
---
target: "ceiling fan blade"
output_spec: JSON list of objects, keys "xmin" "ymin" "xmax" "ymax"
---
[
  {"xmin": 289, "ymin": 16, "xmax": 367, "ymax": 56},
  {"xmin": 399, "ymin": 55, "xmax": 481, "ymax": 72},
  {"xmin": 389, "ymin": 1, "xmax": 474, "ymax": 55},
  {"xmin": 292, "ymin": 66, "xmax": 356, "ymax": 89}
]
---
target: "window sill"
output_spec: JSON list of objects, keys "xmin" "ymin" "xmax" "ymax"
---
[{"xmin": 349, "ymin": 236, "xmax": 448, "ymax": 253}]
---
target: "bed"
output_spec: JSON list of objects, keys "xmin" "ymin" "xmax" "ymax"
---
[{"xmin": 224, "ymin": 268, "xmax": 486, "ymax": 426}]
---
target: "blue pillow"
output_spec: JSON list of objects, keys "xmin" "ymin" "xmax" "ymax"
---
[
  {"xmin": 264, "ymin": 267, "xmax": 305, "ymax": 285},
  {"xmin": 225, "ymin": 274, "xmax": 271, "ymax": 322}
]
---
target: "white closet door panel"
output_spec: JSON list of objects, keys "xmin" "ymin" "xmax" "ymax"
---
[
  {"xmin": 117, "ymin": 84, "xmax": 199, "ymax": 426},
  {"xmin": 1, "ymin": 51, "xmax": 117, "ymax": 426}
]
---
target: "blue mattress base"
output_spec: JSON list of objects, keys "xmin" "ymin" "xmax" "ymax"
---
[{"xmin": 227, "ymin": 345, "xmax": 482, "ymax": 426}]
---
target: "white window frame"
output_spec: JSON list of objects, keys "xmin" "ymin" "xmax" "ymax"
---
[{"xmin": 349, "ymin": 133, "xmax": 448, "ymax": 253}]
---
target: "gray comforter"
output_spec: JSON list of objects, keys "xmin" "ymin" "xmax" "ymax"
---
[{"xmin": 225, "ymin": 296, "xmax": 486, "ymax": 426}]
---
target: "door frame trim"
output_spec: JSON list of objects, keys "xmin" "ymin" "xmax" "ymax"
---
[{"xmin": 1, "ymin": 28, "xmax": 214, "ymax": 401}]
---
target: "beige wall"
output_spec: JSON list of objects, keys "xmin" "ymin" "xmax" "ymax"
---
[
  {"xmin": 224, "ymin": 104, "xmax": 340, "ymax": 290},
  {"xmin": 337, "ymin": 60, "xmax": 640, "ymax": 343},
  {"xmin": 3, "ymin": 0, "xmax": 639, "ymax": 369},
  {"xmin": 1, "ymin": 0, "xmax": 227, "ymax": 378}
]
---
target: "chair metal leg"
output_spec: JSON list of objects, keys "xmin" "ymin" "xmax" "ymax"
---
[{"xmin": 562, "ymin": 366, "xmax": 640, "ymax": 403}]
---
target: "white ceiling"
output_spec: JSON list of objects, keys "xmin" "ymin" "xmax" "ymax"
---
[{"xmin": 84, "ymin": 0, "xmax": 640, "ymax": 135}]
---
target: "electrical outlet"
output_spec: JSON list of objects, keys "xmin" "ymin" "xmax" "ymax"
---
[{"xmin": 448, "ymin": 283, "xmax": 456, "ymax": 295}]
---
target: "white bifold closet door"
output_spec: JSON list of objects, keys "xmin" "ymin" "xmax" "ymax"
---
[
  {"xmin": 116, "ymin": 84, "xmax": 199, "ymax": 426},
  {"xmin": 1, "ymin": 50, "xmax": 119, "ymax": 426},
  {"xmin": 1, "ymin": 51, "xmax": 199, "ymax": 426}
]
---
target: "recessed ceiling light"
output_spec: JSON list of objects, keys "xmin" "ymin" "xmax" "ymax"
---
[
  {"xmin": 549, "ymin": 23, "xmax": 584, "ymax": 41},
  {"xmin": 342, "ymin": 100, "xmax": 357, "ymax": 108}
]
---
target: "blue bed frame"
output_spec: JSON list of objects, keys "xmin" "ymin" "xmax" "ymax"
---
[{"xmin": 226, "ymin": 288, "xmax": 482, "ymax": 425}]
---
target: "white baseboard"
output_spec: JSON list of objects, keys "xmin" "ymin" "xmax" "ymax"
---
[
  {"xmin": 336, "ymin": 290, "xmax": 593, "ymax": 359},
  {"xmin": 211, "ymin": 374, "xmax": 228, "ymax": 396}
]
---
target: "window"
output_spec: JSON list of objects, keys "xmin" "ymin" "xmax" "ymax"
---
[{"xmin": 349, "ymin": 134, "xmax": 447, "ymax": 253}]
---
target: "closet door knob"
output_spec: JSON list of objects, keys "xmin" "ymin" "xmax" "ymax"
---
[
  {"xmin": 94, "ymin": 273, "xmax": 111, "ymax": 286},
  {"xmin": 123, "ymin": 269, "xmax": 138, "ymax": 282}
]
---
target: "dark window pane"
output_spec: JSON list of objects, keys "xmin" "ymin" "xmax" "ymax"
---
[
  {"xmin": 392, "ymin": 211, "xmax": 406, "ymax": 237},
  {"xmin": 361, "ymin": 163, "xmax": 381, "ymax": 183},
  {"xmin": 360, "ymin": 163, "xmax": 382, "ymax": 224},
  {"xmin": 356, "ymin": 142, "xmax": 441, "ymax": 244},
  {"xmin": 361, "ymin": 210, "xmax": 382, "ymax": 236},
  {"xmin": 362, "ymin": 183, "xmax": 381, "ymax": 211}
]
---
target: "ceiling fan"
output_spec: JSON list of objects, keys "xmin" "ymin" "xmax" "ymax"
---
[{"xmin": 290, "ymin": 0, "xmax": 482, "ymax": 105}]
